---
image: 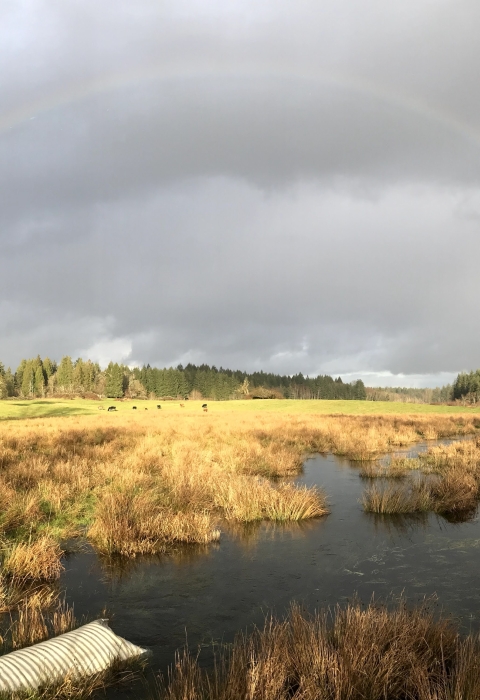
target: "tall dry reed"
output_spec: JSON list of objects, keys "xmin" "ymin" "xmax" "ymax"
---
[
  {"xmin": 362, "ymin": 480, "xmax": 432, "ymax": 514},
  {"xmin": 0, "ymin": 412, "xmax": 476, "ymax": 561},
  {"xmin": 2, "ymin": 536, "xmax": 64, "ymax": 582},
  {"xmin": 156, "ymin": 598, "xmax": 480, "ymax": 700},
  {"xmin": 362, "ymin": 438, "xmax": 480, "ymax": 518}
]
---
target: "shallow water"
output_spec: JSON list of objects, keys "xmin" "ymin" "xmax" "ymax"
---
[{"xmin": 60, "ymin": 438, "xmax": 480, "ymax": 694}]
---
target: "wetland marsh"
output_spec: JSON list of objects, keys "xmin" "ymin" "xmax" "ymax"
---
[{"xmin": 1, "ymin": 409, "xmax": 480, "ymax": 698}]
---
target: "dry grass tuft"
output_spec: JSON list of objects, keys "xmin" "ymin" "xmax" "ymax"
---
[
  {"xmin": 2, "ymin": 537, "xmax": 64, "ymax": 582},
  {"xmin": 214, "ymin": 477, "xmax": 328, "ymax": 522},
  {"xmin": 359, "ymin": 459, "xmax": 411, "ymax": 479},
  {"xmin": 156, "ymin": 598, "xmax": 480, "ymax": 700},
  {"xmin": 429, "ymin": 471, "xmax": 479, "ymax": 516},
  {"xmin": 0, "ymin": 590, "xmax": 77, "ymax": 653},
  {"xmin": 362, "ymin": 480, "xmax": 432, "ymax": 514},
  {"xmin": 88, "ymin": 489, "xmax": 220, "ymax": 556},
  {"xmin": 0, "ymin": 660, "xmax": 142, "ymax": 700}
]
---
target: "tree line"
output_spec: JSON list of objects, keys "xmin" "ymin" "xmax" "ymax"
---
[
  {"xmin": 452, "ymin": 370, "xmax": 480, "ymax": 404},
  {"xmin": 0, "ymin": 356, "xmax": 366, "ymax": 401},
  {"xmin": 366, "ymin": 385, "xmax": 453, "ymax": 404},
  {"xmin": 366, "ymin": 368, "xmax": 480, "ymax": 405}
]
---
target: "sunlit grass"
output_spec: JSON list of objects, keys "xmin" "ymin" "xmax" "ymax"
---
[
  {"xmin": 0, "ymin": 411, "xmax": 477, "ymax": 563},
  {"xmin": 2, "ymin": 537, "xmax": 64, "ymax": 582},
  {"xmin": 362, "ymin": 480, "xmax": 432, "ymax": 514},
  {"xmin": 1, "ymin": 397, "xmax": 480, "ymax": 421}
]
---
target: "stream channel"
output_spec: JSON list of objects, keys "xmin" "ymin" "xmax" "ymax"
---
[{"xmin": 60, "ymin": 438, "xmax": 480, "ymax": 695}]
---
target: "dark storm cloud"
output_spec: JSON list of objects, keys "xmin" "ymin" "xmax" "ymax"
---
[{"xmin": 1, "ymin": 0, "xmax": 480, "ymax": 383}]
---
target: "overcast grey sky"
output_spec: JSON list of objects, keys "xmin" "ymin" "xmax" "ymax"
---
[{"xmin": 1, "ymin": 0, "xmax": 479, "ymax": 386}]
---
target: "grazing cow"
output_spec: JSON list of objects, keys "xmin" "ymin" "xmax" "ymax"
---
[
  {"xmin": 107, "ymin": 406, "xmax": 116, "ymax": 411},
  {"xmin": 145, "ymin": 408, "xmax": 148, "ymax": 410},
  {"xmin": 202, "ymin": 404, "xmax": 207, "ymax": 408},
  {"xmin": 157, "ymin": 405, "xmax": 161, "ymax": 409},
  {"xmin": 132, "ymin": 406, "xmax": 137, "ymax": 410},
  {"xmin": 180, "ymin": 403, "xmax": 185, "ymax": 408}
]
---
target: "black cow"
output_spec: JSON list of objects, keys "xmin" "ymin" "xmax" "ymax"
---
[
  {"xmin": 157, "ymin": 405, "xmax": 161, "ymax": 409},
  {"xmin": 202, "ymin": 404, "xmax": 207, "ymax": 408},
  {"xmin": 107, "ymin": 406, "xmax": 116, "ymax": 411},
  {"xmin": 132, "ymin": 406, "xmax": 137, "ymax": 410}
]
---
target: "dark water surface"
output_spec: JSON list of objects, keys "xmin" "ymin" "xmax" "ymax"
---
[{"xmin": 60, "ymin": 440, "xmax": 480, "ymax": 693}]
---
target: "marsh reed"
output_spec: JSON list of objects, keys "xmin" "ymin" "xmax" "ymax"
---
[
  {"xmin": 0, "ymin": 411, "xmax": 476, "ymax": 571},
  {"xmin": 362, "ymin": 438, "xmax": 480, "ymax": 517},
  {"xmin": 156, "ymin": 598, "xmax": 480, "ymax": 700},
  {"xmin": 362, "ymin": 480, "xmax": 432, "ymax": 514}
]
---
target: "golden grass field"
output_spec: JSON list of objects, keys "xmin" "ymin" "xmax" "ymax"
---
[
  {"xmin": 1, "ymin": 397, "xmax": 480, "ymax": 421},
  {"xmin": 0, "ymin": 407, "xmax": 477, "ymax": 573}
]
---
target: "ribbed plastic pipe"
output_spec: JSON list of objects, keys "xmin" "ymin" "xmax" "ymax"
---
[{"xmin": 0, "ymin": 619, "xmax": 147, "ymax": 692}]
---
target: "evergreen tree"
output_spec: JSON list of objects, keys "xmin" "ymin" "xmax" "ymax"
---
[
  {"xmin": 15, "ymin": 359, "xmax": 27, "ymax": 395},
  {"xmin": 4, "ymin": 368, "xmax": 15, "ymax": 397},
  {"xmin": 43, "ymin": 357, "xmax": 54, "ymax": 379},
  {"xmin": 56, "ymin": 356, "xmax": 74, "ymax": 391},
  {"xmin": 21, "ymin": 361, "xmax": 35, "ymax": 397},
  {"xmin": 72, "ymin": 359, "xmax": 85, "ymax": 390},
  {"xmin": 34, "ymin": 365, "xmax": 45, "ymax": 396},
  {"xmin": 352, "ymin": 380, "xmax": 366, "ymax": 400},
  {"xmin": 105, "ymin": 362, "xmax": 124, "ymax": 398},
  {"xmin": 82, "ymin": 360, "xmax": 97, "ymax": 392}
]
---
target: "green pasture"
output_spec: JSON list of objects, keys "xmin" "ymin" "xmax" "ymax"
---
[{"xmin": 0, "ymin": 398, "xmax": 479, "ymax": 421}]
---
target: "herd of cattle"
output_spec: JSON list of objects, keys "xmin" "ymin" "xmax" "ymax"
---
[{"xmin": 100, "ymin": 403, "xmax": 208, "ymax": 412}]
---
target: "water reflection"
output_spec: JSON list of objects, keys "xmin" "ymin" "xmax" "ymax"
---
[
  {"xmin": 226, "ymin": 519, "xmax": 326, "ymax": 550},
  {"xmin": 98, "ymin": 544, "xmax": 220, "ymax": 584},
  {"xmin": 370, "ymin": 512, "xmax": 430, "ymax": 535}
]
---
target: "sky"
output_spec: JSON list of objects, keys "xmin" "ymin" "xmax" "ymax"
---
[{"xmin": 1, "ymin": 0, "xmax": 480, "ymax": 387}]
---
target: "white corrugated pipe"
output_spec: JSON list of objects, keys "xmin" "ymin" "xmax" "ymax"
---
[{"xmin": 0, "ymin": 619, "xmax": 148, "ymax": 692}]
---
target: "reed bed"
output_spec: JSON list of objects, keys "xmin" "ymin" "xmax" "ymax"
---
[
  {"xmin": 4, "ymin": 595, "xmax": 77, "ymax": 652},
  {"xmin": 362, "ymin": 438, "xmax": 480, "ymax": 517},
  {"xmin": 0, "ymin": 412, "xmax": 475, "ymax": 567},
  {"xmin": 156, "ymin": 598, "xmax": 480, "ymax": 700}
]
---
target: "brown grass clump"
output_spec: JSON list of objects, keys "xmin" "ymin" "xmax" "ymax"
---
[
  {"xmin": 2, "ymin": 536, "xmax": 64, "ymax": 582},
  {"xmin": 362, "ymin": 480, "xmax": 432, "ymax": 514},
  {"xmin": 88, "ymin": 489, "xmax": 220, "ymax": 556},
  {"xmin": 214, "ymin": 478, "xmax": 328, "ymax": 522},
  {"xmin": 429, "ymin": 471, "xmax": 479, "ymax": 516},
  {"xmin": 157, "ymin": 598, "xmax": 480, "ymax": 700},
  {"xmin": 0, "ymin": 663, "xmax": 143, "ymax": 700},
  {"xmin": 359, "ymin": 459, "xmax": 412, "ymax": 479}
]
